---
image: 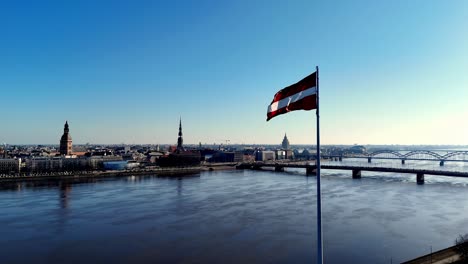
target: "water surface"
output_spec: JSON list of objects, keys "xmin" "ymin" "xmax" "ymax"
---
[{"xmin": 1, "ymin": 168, "xmax": 468, "ymax": 264}]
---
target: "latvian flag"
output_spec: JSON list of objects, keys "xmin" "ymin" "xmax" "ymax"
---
[{"xmin": 267, "ymin": 71, "xmax": 318, "ymax": 121}]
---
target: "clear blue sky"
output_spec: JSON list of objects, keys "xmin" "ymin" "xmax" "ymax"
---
[{"xmin": 1, "ymin": 0, "xmax": 468, "ymax": 145}]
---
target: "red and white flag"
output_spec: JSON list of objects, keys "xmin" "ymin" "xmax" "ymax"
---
[{"xmin": 267, "ymin": 71, "xmax": 317, "ymax": 121}]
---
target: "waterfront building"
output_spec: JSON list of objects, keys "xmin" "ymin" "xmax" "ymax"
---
[
  {"xmin": 26, "ymin": 156, "xmax": 123, "ymax": 172},
  {"xmin": 59, "ymin": 121, "xmax": 72, "ymax": 155},
  {"xmin": 26, "ymin": 157, "xmax": 63, "ymax": 172},
  {"xmin": 157, "ymin": 152, "xmax": 201, "ymax": 167},
  {"xmin": 0, "ymin": 158, "xmax": 21, "ymax": 173},
  {"xmin": 207, "ymin": 151, "xmax": 244, "ymax": 163},
  {"xmin": 103, "ymin": 161, "xmax": 127, "ymax": 170},
  {"xmin": 281, "ymin": 133, "xmax": 290, "ymax": 149},
  {"xmin": 147, "ymin": 152, "xmax": 164, "ymax": 163},
  {"xmin": 86, "ymin": 156, "xmax": 123, "ymax": 170},
  {"xmin": 200, "ymin": 149, "xmax": 217, "ymax": 161},
  {"xmin": 255, "ymin": 150, "xmax": 276, "ymax": 161},
  {"xmin": 103, "ymin": 160, "xmax": 139, "ymax": 170},
  {"xmin": 275, "ymin": 150, "xmax": 286, "ymax": 160}
]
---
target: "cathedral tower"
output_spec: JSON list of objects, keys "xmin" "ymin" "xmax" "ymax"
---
[
  {"xmin": 282, "ymin": 133, "xmax": 290, "ymax": 150},
  {"xmin": 176, "ymin": 118, "xmax": 185, "ymax": 152},
  {"xmin": 60, "ymin": 121, "xmax": 72, "ymax": 155}
]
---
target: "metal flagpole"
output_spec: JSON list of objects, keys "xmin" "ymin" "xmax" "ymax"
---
[{"xmin": 316, "ymin": 66, "xmax": 323, "ymax": 264}]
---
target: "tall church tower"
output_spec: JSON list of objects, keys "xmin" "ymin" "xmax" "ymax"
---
[
  {"xmin": 282, "ymin": 133, "xmax": 290, "ymax": 150},
  {"xmin": 59, "ymin": 121, "xmax": 73, "ymax": 155},
  {"xmin": 177, "ymin": 118, "xmax": 185, "ymax": 152}
]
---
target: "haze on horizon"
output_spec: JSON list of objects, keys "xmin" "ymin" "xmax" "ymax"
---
[{"xmin": 1, "ymin": 1, "xmax": 468, "ymax": 145}]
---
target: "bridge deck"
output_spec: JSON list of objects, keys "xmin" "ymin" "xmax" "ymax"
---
[
  {"xmin": 324, "ymin": 156, "xmax": 468, "ymax": 162},
  {"xmin": 241, "ymin": 162, "xmax": 468, "ymax": 178}
]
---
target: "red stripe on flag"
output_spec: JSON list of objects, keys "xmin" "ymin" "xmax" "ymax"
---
[
  {"xmin": 266, "ymin": 71, "xmax": 318, "ymax": 121},
  {"xmin": 270, "ymin": 72, "xmax": 317, "ymax": 103},
  {"xmin": 267, "ymin": 94, "xmax": 317, "ymax": 121}
]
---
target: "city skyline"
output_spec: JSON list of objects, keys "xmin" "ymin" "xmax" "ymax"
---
[
  {"xmin": 2, "ymin": 1, "xmax": 468, "ymax": 145},
  {"xmin": 3, "ymin": 117, "xmax": 468, "ymax": 147}
]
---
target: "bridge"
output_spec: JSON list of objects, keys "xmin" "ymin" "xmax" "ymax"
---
[
  {"xmin": 323, "ymin": 150, "xmax": 468, "ymax": 166},
  {"xmin": 237, "ymin": 161, "xmax": 468, "ymax": 184}
]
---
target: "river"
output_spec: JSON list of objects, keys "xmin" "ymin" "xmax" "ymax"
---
[{"xmin": 1, "ymin": 166, "xmax": 468, "ymax": 263}]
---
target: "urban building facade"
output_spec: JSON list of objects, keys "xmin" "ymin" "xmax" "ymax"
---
[
  {"xmin": 207, "ymin": 151, "xmax": 244, "ymax": 163},
  {"xmin": 255, "ymin": 150, "xmax": 276, "ymax": 161},
  {"xmin": 26, "ymin": 156, "xmax": 122, "ymax": 172},
  {"xmin": 0, "ymin": 159, "xmax": 21, "ymax": 173}
]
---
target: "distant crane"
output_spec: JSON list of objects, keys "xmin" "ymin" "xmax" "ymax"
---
[
  {"xmin": 217, "ymin": 139, "xmax": 230, "ymax": 145},
  {"xmin": 217, "ymin": 139, "xmax": 231, "ymax": 150}
]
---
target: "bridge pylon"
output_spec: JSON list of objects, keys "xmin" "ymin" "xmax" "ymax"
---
[
  {"xmin": 306, "ymin": 167, "xmax": 316, "ymax": 176},
  {"xmin": 275, "ymin": 165, "xmax": 284, "ymax": 172},
  {"xmin": 417, "ymin": 173, "xmax": 424, "ymax": 184},
  {"xmin": 352, "ymin": 169, "xmax": 361, "ymax": 179}
]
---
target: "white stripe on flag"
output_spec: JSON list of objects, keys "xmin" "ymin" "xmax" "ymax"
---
[{"xmin": 268, "ymin": 86, "xmax": 317, "ymax": 113}]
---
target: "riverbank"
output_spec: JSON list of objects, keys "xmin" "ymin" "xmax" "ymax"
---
[
  {"xmin": 0, "ymin": 167, "xmax": 203, "ymax": 183},
  {"xmin": 401, "ymin": 245, "xmax": 461, "ymax": 264},
  {"xmin": 0, "ymin": 163, "xmax": 242, "ymax": 183},
  {"xmin": 202, "ymin": 162, "xmax": 239, "ymax": 171}
]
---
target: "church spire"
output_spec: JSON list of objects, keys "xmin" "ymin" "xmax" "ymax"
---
[
  {"xmin": 177, "ymin": 118, "xmax": 185, "ymax": 152},
  {"xmin": 64, "ymin": 121, "xmax": 69, "ymax": 133},
  {"xmin": 178, "ymin": 117, "xmax": 183, "ymax": 137}
]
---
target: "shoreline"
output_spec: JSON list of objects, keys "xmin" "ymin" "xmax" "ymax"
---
[
  {"xmin": 202, "ymin": 162, "xmax": 239, "ymax": 171},
  {"xmin": 0, "ymin": 167, "xmax": 201, "ymax": 183},
  {"xmin": 401, "ymin": 244, "xmax": 461, "ymax": 263},
  {"xmin": 0, "ymin": 163, "xmax": 240, "ymax": 183}
]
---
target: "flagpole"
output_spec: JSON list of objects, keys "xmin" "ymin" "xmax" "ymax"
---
[{"xmin": 316, "ymin": 66, "xmax": 323, "ymax": 264}]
